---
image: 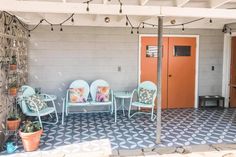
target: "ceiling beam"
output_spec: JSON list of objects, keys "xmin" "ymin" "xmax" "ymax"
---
[
  {"xmin": 210, "ymin": 0, "xmax": 231, "ymax": 8},
  {"xmin": 176, "ymin": 0, "xmax": 190, "ymax": 7},
  {"xmin": 2, "ymin": 0, "xmax": 236, "ymax": 19},
  {"xmin": 139, "ymin": 0, "xmax": 149, "ymax": 6}
]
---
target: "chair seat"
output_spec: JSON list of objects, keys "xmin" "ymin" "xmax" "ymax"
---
[
  {"xmin": 25, "ymin": 107, "xmax": 56, "ymax": 116},
  {"xmin": 90, "ymin": 101, "xmax": 112, "ymax": 106},
  {"xmin": 131, "ymin": 102, "xmax": 153, "ymax": 108},
  {"xmin": 68, "ymin": 102, "xmax": 90, "ymax": 106}
]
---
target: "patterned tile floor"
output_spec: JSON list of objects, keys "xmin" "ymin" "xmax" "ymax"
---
[{"xmin": 2, "ymin": 108, "xmax": 236, "ymax": 154}]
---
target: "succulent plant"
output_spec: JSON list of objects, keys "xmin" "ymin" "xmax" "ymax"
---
[
  {"xmin": 10, "ymin": 55, "xmax": 17, "ymax": 65},
  {"xmin": 7, "ymin": 112, "xmax": 20, "ymax": 121},
  {"xmin": 21, "ymin": 121, "xmax": 41, "ymax": 133}
]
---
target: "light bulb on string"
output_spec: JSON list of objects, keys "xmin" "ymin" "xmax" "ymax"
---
[
  {"xmin": 182, "ymin": 24, "xmax": 185, "ymax": 31},
  {"xmin": 137, "ymin": 29, "xmax": 139, "ymax": 34},
  {"xmin": 60, "ymin": 24, "xmax": 63, "ymax": 31},
  {"xmin": 51, "ymin": 24, "xmax": 54, "ymax": 31},
  {"xmin": 209, "ymin": 18, "xmax": 212, "ymax": 23},
  {"xmin": 71, "ymin": 16, "xmax": 74, "ymax": 23},
  {"xmin": 86, "ymin": 2, "xmax": 90, "ymax": 12},
  {"xmin": 119, "ymin": 3, "xmax": 122, "ymax": 13},
  {"xmin": 28, "ymin": 31, "xmax": 31, "ymax": 37},
  {"xmin": 142, "ymin": 22, "xmax": 145, "ymax": 29},
  {"xmin": 131, "ymin": 29, "xmax": 133, "ymax": 34}
]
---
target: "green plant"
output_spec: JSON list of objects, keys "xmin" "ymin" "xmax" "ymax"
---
[
  {"xmin": 21, "ymin": 121, "xmax": 42, "ymax": 133},
  {"xmin": 7, "ymin": 112, "xmax": 20, "ymax": 121},
  {"xmin": 10, "ymin": 55, "xmax": 17, "ymax": 65}
]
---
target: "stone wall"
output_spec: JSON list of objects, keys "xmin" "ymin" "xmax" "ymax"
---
[{"xmin": 0, "ymin": 12, "xmax": 28, "ymax": 130}]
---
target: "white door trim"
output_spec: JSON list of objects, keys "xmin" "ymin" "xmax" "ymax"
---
[
  {"xmin": 138, "ymin": 34, "xmax": 200, "ymax": 108},
  {"xmin": 222, "ymin": 33, "xmax": 236, "ymax": 108}
]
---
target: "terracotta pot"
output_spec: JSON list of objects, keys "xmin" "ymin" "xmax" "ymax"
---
[
  {"xmin": 19, "ymin": 129, "xmax": 43, "ymax": 152},
  {"xmin": 10, "ymin": 64, "xmax": 17, "ymax": 70},
  {"xmin": 7, "ymin": 119, "xmax": 21, "ymax": 131},
  {"xmin": 9, "ymin": 88, "xmax": 17, "ymax": 96}
]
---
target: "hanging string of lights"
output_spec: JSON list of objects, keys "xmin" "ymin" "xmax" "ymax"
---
[
  {"xmin": 1, "ymin": 0, "xmax": 222, "ymax": 37},
  {"xmin": 125, "ymin": 15, "xmax": 212, "ymax": 34}
]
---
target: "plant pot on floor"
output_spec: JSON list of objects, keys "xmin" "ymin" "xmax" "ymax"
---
[
  {"xmin": 7, "ymin": 118, "xmax": 21, "ymax": 131},
  {"xmin": 19, "ymin": 129, "xmax": 43, "ymax": 152},
  {"xmin": 19, "ymin": 121, "xmax": 43, "ymax": 152}
]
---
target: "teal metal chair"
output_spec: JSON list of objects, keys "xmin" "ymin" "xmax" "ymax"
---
[
  {"xmin": 18, "ymin": 85, "xmax": 58, "ymax": 127},
  {"xmin": 65, "ymin": 80, "xmax": 90, "ymax": 116},
  {"xmin": 128, "ymin": 81, "xmax": 157, "ymax": 121}
]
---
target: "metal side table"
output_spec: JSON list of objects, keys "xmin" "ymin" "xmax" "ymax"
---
[{"xmin": 114, "ymin": 91, "xmax": 132, "ymax": 116}]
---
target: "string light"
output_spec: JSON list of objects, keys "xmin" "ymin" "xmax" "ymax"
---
[
  {"xmin": 71, "ymin": 16, "xmax": 74, "ymax": 23},
  {"xmin": 131, "ymin": 29, "xmax": 133, "ymax": 34},
  {"xmin": 209, "ymin": 18, "xmax": 212, "ymax": 23},
  {"xmin": 182, "ymin": 24, "xmax": 185, "ymax": 31},
  {"xmin": 28, "ymin": 31, "xmax": 31, "ymax": 37},
  {"xmin": 60, "ymin": 24, "xmax": 63, "ymax": 31},
  {"xmin": 142, "ymin": 22, "xmax": 145, "ymax": 29},
  {"xmin": 51, "ymin": 24, "xmax": 54, "ymax": 31},
  {"xmin": 137, "ymin": 29, "xmax": 139, "ymax": 34},
  {"xmin": 86, "ymin": 1, "xmax": 90, "ymax": 12},
  {"xmin": 119, "ymin": 1, "xmax": 123, "ymax": 13}
]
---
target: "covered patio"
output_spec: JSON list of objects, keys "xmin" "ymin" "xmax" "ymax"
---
[{"xmin": 1, "ymin": 0, "xmax": 236, "ymax": 156}]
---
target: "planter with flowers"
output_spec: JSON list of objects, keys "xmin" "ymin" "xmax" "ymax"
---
[
  {"xmin": 19, "ymin": 121, "xmax": 43, "ymax": 152},
  {"xmin": 10, "ymin": 55, "xmax": 17, "ymax": 71},
  {"xmin": 9, "ymin": 81, "xmax": 18, "ymax": 96},
  {"xmin": 6, "ymin": 112, "xmax": 21, "ymax": 131}
]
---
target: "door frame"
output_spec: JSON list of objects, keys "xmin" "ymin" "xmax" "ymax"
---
[
  {"xmin": 138, "ymin": 34, "xmax": 200, "ymax": 108},
  {"xmin": 222, "ymin": 33, "xmax": 236, "ymax": 108}
]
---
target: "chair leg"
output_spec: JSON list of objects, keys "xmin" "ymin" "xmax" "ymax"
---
[
  {"xmin": 66, "ymin": 106, "xmax": 68, "ymax": 116},
  {"xmin": 151, "ymin": 106, "xmax": 154, "ymax": 121},
  {"xmin": 128, "ymin": 102, "xmax": 132, "ymax": 119},
  {"xmin": 37, "ymin": 115, "xmax": 43, "ymax": 128}
]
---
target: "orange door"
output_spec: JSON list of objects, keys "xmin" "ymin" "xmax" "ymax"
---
[
  {"xmin": 167, "ymin": 37, "xmax": 196, "ymax": 108},
  {"xmin": 140, "ymin": 36, "xmax": 168, "ymax": 109},
  {"xmin": 230, "ymin": 37, "xmax": 236, "ymax": 107},
  {"xmin": 140, "ymin": 36, "xmax": 196, "ymax": 109}
]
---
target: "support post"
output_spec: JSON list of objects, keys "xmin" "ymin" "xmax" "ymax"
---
[{"xmin": 156, "ymin": 16, "xmax": 163, "ymax": 144}]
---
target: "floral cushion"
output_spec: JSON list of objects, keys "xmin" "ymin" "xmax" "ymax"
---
[
  {"xmin": 69, "ymin": 88, "xmax": 86, "ymax": 103},
  {"xmin": 139, "ymin": 88, "xmax": 155, "ymax": 104},
  {"xmin": 26, "ymin": 95, "xmax": 48, "ymax": 112},
  {"xmin": 96, "ymin": 86, "xmax": 110, "ymax": 102}
]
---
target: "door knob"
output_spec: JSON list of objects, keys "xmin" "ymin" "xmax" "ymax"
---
[{"xmin": 168, "ymin": 74, "xmax": 172, "ymax": 77}]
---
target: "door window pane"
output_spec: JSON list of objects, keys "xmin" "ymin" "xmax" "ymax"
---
[{"xmin": 174, "ymin": 46, "xmax": 191, "ymax": 56}]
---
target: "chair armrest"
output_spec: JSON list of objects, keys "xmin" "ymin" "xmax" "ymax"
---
[
  {"xmin": 39, "ymin": 93, "xmax": 53, "ymax": 99},
  {"xmin": 131, "ymin": 89, "xmax": 138, "ymax": 103},
  {"xmin": 110, "ymin": 89, "xmax": 114, "ymax": 101}
]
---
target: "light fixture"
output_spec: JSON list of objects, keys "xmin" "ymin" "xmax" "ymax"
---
[
  {"xmin": 51, "ymin": 24, "xmax": 54, "ymax": 31},
  {"xmin": 137, "ymin": 29, "xmax": 139, "ymax": 34},
  {"xmin": 182, "ymin": 24, "xmax": 185, "ymax": 31},
  {"xmin": 170, "ymin": 19, "xmax": 176, "ymax": 25},
  {"xmin": 209, "ymin": 18, "xmax": 212, "ymax": 23},
  {"xmin": 131, "ymin": 29, "xmax": 133, "ymax": 34},
  {"xmin": 86, "ymin": 2, "xmax": 90, "ymax": 12},
  {"xmin": 104, "ymin": 17, "xmax": 110, "ymax": 23},
  {"xmin": 28, "ymin": 31, "xmax": 31, "ymax": 37},
  {"xmin": 71, "ymin": 16, "xmax": 74, "ymax": 23},
  {"xmin": 60, "ymin": 24, "xmax": 63, "ymax": 31},
  {"xmin": 119, "ymin": 2, "xmax": 123, "ymax": 13}
]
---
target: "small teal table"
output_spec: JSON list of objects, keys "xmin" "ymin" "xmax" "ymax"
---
[{"xmin": 114, "ymin": 91, "xmax": 132, "ymax": 116}]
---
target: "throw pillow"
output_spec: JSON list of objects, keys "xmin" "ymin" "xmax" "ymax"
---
[
  {"xmin": 26, "ymin": 95, "xmax": 48, "ymax": 112},
  {"xmin": 139, "ymin": 88, "xmax": 155, "ymax": 104},
  {"xmin": 96, "ymin": 86, "xmax": 110, "ymax": 102},
  {"xmin": 69, "ymin": 88, "xmax": 86, "ymax": 103}
]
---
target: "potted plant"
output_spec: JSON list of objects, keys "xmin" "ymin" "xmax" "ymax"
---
[
  {"xmin": 19, "ymin": 121, "xmax": 43, "ymax": 152},
  {"xmin": 6, "ymin": 112, "xmax": 21, "ymax": 131},
  {"xmin": 10, "ymin": 55, "xmax": 17, "ymax": 70},
  {"xmin": 9, "ymin": 81, "xmax": 18, "ymax": 96}
]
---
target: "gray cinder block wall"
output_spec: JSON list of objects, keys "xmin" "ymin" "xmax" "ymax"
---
[{"xmin": 28, "ymin": 26, "xmax": 224, "ymax": 111}]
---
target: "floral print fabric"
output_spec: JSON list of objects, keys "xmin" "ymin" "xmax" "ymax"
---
[
  {"xmin": 69, "ymin": 88, "xmax": 86, "ymax": 103},
  {"xmin": 139, "ymin": 88, "xmax": 155, "ymax": 104},
  {"xmin": 26, "ymin": 95, "xmax": 48, "ymax": 112},
  {"xmin": 96, "ymin": 86, "xmax": 110, "ymax": 102}
]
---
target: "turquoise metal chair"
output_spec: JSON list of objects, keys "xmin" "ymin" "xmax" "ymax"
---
[
  {"xmin": 18, "ymin": 85, "xmax": 58, "ymax": 127},
  {"xmin": 65, "ymin": 80, "xmax": 90, "ymax": 116},
  {"xmin": 128, "ymin": 81, "xmax": 157, "ymax": 121}
]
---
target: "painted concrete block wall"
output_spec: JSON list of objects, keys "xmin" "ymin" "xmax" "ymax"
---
[{"xmin": 28, "ymin": 26, "xmax": 223, "ymax": 111}]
